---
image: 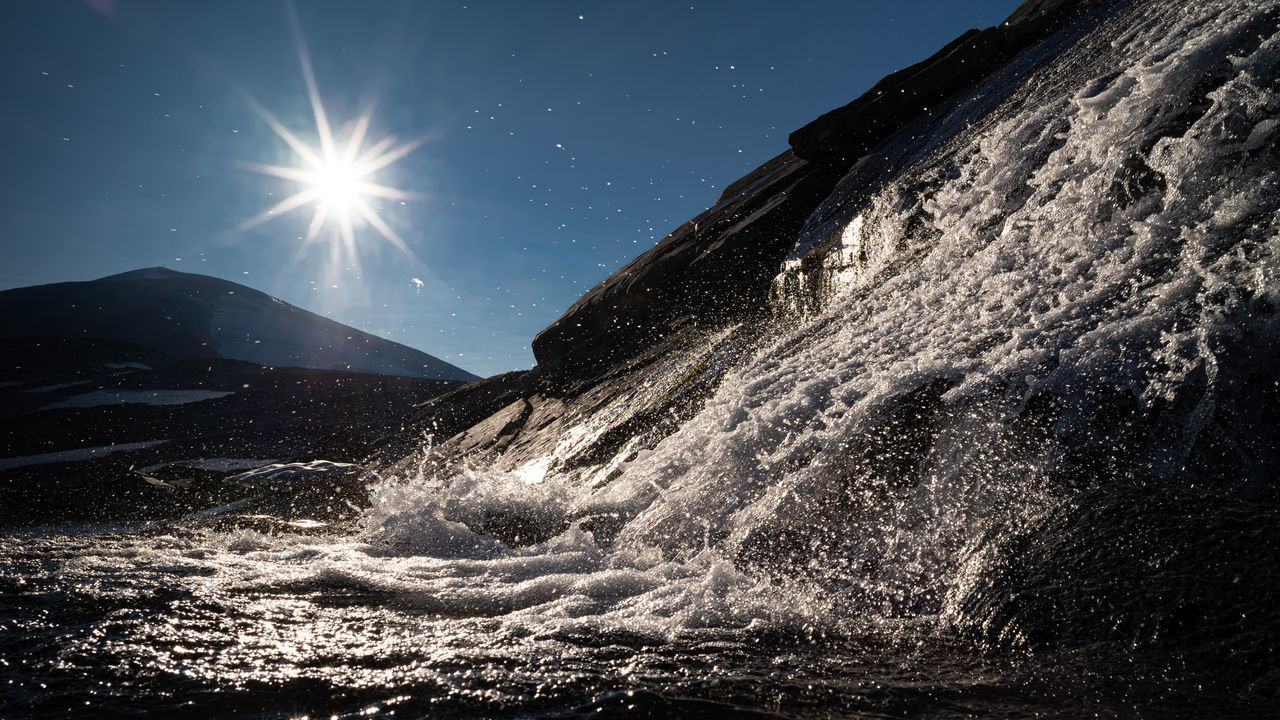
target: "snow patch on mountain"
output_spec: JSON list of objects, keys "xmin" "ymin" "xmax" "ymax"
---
[
  {"xmin": 0, "ymin": 440, "xmax": 167, "ymax": 471},
  {"xmin": 42, "ymin": 389, "xmax": 234, "ymax": 410},
  {"xmin": 138, "ymin": 457, "xmax": 282, "ymax": 473},
  {"xmin": 25, "ymin": 380, "xmax": 94, "ymax": 393}
]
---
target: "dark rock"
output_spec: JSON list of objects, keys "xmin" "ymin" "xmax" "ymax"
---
[
  {"xmin": 404, "ymin": 0, "xmax": 1126, "ymax": 493},
  {"xmin": 789, "ymin": 0, "xmax": 1108, "ymax": 166},
  {"xmin": 450, "ymin": 397, "xmax": 532, "ymax": 456},
  {"xmin": 405, "ymin": 369, "xmax": 538, "ymax": 440},
  {"xmin": 532, "ymin": 153, "xmax": 840, "ymax": 373}
]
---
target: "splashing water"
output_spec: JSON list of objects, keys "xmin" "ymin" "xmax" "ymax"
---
[{"xmin": 363, "ymin": 0, "xmax": 1280, "ymax": 637}]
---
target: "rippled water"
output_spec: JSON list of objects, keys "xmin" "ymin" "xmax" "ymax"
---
[{"xmin": 2, "ymin": 514, "xmax": 1270, "ymax": 719}]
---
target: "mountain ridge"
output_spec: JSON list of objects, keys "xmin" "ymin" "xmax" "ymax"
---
[{"xmin": 0, "ymin": 266, "xmax": 479, "ymax": 382}]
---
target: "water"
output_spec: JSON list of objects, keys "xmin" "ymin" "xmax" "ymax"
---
[
  {"xmin": 5, "ymin": 0, "xmax": 1280, "ymax": 716},
  {"xmin": 5, "ymin": 512, "xmax": 1271, "ymax": 718},
  {"xmin": 5, "ymin": 481, "xmax": 1278, "ymax": 718}
]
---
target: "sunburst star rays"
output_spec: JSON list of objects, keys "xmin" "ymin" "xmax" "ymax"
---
[{"xmin": 238, "ymin": 16, "xmax": 423, "ymax": 261}]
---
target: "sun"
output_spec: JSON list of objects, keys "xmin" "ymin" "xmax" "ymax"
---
[
  {"xmin": 238, "ymin": 32, "xmax": 422, "ymax": 258},
  {"xmin": 313, "ymin": 159, "xmax": 360, "ymax": 211}
]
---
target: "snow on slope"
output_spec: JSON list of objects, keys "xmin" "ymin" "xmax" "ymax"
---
[
  {"xmin": 0, "ymin": 440, "xmax": 168, "ymax": 471},
  {"xmin": 41, "ymin": 389, "xmax": 234, "ymax": 410}
]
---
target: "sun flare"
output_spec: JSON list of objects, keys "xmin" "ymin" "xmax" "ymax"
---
[
  {"xmin": 239, "ymin": 33, "xmax": 422, "ymax": 259},
  {"xmin": 313, "ymin": 160, "xmax": 360, "ymax": 210}
]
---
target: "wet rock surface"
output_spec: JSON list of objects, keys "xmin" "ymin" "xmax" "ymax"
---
[{"xmin": 409, "ymin": 0, "xmax": 1127, "ymax": 491}]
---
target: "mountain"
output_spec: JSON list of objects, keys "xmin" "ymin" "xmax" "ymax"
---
[
  {"xmin": 0, "ymin": 267, "xmax": 478, "ymax": 382},
  {"xmin": 0, "ymin": 267, "xmax": 475, "ymax": 522}
]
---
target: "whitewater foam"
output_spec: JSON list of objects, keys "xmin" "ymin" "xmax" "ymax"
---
[{"xmin": 341, "ymin": 0, "xmax": 1280, "ymax": 640}]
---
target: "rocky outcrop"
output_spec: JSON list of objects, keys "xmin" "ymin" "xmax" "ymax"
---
[
  {"xmin": 789, "ymin": 0, "xmax": 1108, "ymax": 166},
  {"xmin": 532, "ymin": 0, "xmax": 1109, "ymax": 378},
  {"xmin": 390, "ymin": 322, "xmax": 760, "ymax": 496},
  {"xmin": 531, "ymin": 153, "xmax": 838, "ymax": 374},
  {"xmin": 396, "ymin": 0, "xmax": 1123, "ymax": 497},
  {"xmin": 406, "ymin": 369, "xmax": 538, "ymax": 440}
]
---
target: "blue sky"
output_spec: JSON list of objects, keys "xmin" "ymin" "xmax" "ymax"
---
[{"xmin": 1, "ymin": 0, "xmax": 1023, "ymax": 377}]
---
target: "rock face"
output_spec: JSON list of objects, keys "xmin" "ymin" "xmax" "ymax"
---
[
  {"xmin": 531, "ymin": 0, "xmax": 1111, "ymax": 377},
  {"xmin": 531, "ymin": 151, "xmax": 837, "ymax": 373},
  {"xmin": 788, "ymin": 0, "xmax": 1109, "ymax": 166},
  {"xmin": 0, "ymin": 267, "xmax": 478, "ymax": 382},
  {"xmin": 380, "ymin": 0, "xmax": 1280, "ymax": 697},
  {"xmin": 413, "ymin": 0, "xmax": 1120, "ymax": 479}
]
